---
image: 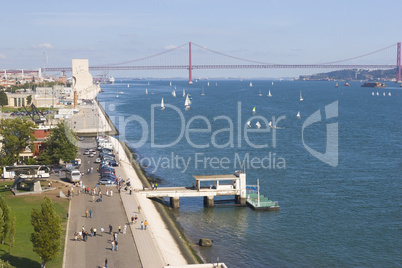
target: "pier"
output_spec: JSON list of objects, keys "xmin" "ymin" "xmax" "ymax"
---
[{"xmin": 139, "ymin": 171, "xmax": 247, "ymax": 208}]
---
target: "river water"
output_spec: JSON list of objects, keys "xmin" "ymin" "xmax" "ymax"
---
[{"xmin": 98, "ymin": 79, "xmax": 401, "ymax": 267}]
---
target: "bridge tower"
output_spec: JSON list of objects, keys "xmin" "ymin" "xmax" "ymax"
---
[
  {"xmin": 188, "ymin": 42, "xmax": 193, "ymax": 84},
  {"xmin": 397, "ymin": 42, "xmax": 401, "ymax": 82}
]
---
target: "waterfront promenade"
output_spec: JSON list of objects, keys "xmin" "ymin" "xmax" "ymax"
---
[{"xmin": 65, "ymin": 103, "xmax": 190, "ymax": 267}]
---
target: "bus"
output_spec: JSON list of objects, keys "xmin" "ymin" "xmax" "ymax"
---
[
  {"xmin": 66, "ymin": 169, "xmax": 81, "ymax": 183},
  {"xmin": 2, "ymin": 165, "xmax": 50, "ymax": 179}
]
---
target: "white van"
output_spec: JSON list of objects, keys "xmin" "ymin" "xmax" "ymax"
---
[{"xmin": 67, "ymin": 170, "xmax": 81, "ymax": 183}]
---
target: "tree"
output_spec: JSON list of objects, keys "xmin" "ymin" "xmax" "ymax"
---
[
  {"xmin": 26, "ymin": 95, "xmax": 32, "ymax": 105},
  {"xmin": 0, "ymin": 196, "xmax": 11, "ymax": 244},
  {"xmin": 31, "ymin": 197, "xmax": 62, "ymax": 268},
  {"xmin": 8, "ymin": 217, "xmax": 15, "ymax": 254},
  {"xmin": 0, "ymin": 118, "xmax": 37, "ymax": 166},
  {"xmin": 36, "ymin": 121, "xmax": 78, "ymax": 165},
  {"xmin": 0, "ymin": 91, "xmax": 7, "ymax": 108}
]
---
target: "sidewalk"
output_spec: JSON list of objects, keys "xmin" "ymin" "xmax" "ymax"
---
[{"xmin": 110, "ymin": 136, "xmax": 189, "ymax": 267}]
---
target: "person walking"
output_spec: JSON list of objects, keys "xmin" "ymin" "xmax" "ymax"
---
[
  {"xmin": 93, "ymin": 227, "xmax": 97, "ymax": 236},
  {"xmin": 115, "ymin": 240, "xmax": 118, "ymax": 251},
  {"xmin": 109, "ymin": 224, "xmax": 113, "ymax": 234},
  {"xmin": 85, "ymin": 210, "xmax": 89, "ymax": 218},
  {"xmin": 104, "ymin": 257, "xmax": 108, "ymax": 268},
  {"xmin": 100, "ymin": 227, "xmax": 104, "ymax": 236},
  {"xmin": 89, "ymin": 209, "xmax": 93, "ymax": 218},
  {"xmin": 134, "ymin": 214, "xmax": 138, "ymax": 223},
  {"xmin": 155, "ymin": 183, "xmax": 158, "ymax": 189},
  {"xmin": 144, "ymin": 220, "xmax": 148, "ymax": 230},
  {"xmin": 141, "ymin": 221, "xmax": 144, "ymax": 230},
  {"xmin": 118, "ymin": 225, "xmax": 121, "ymax": 233},
  {"xmin": 111, "ymin": 240, "xmax": 115, "ymax": 251},
  {"xmin": 131, "ymin": 216, "xmax": 134, "ymax": 225},
  {"xmin": 138, "ymin": 205, "xmax": 141, "ymax": 213},
  {"xmin": 110, "ymin": 190, "xmax": 113, "ymax": 197},
  {"xmin": 123, "ymin": 224, "xmax": 127, "ymax": 234}
]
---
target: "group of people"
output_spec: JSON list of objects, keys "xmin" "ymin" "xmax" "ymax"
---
[{"xmin": 73, "ymin": 225, "xmax": 104, "ymax": 241}]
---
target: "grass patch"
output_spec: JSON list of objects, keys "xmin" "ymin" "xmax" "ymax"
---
[{"xmin": 0, "ymin": 182, "xmax": 69, "ymax": 267}]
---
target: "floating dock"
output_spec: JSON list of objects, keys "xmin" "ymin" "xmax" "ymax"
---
[{"xmin": 246, "ymin": 180, "xmax": 280, "ymax": 211}]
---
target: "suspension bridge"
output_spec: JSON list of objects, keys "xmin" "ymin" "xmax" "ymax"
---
[{"xmin": 3, "ymin": 42, "xmax": 402, "ymax": 83}]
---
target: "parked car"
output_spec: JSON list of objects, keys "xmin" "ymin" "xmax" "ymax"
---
[
  {"xmin": 98, "ymin": 178, "xmax": 116, "ymax": 185},
  {"xmin": 95, "ymin": 158, "xmax": 101, "ymax": 163}
]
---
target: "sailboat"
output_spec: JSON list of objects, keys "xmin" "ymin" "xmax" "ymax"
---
[
  {"xmin": 252, "ymin": 107, "xmax": 256, "ymax": 114},
  {"xmin": 297, "ymin": 111, "xmax": 301, "ymax": 119},
  {"xmin": 161, "ymin": 98, "xmax": 165, "ymax": 110},
  {"xmin": 376, "ymin": 92, "xmax": 379, "ymax": 96},
  {"xmin": 201, "ymin": 88, "xmax": 205, "ymax": 96},
  {"xmin": 268, "ymin": 90, "xmax": 272, "ymax": 97},
  {"xmin": 127, "ymin": 84, "xmax": 130, "ymax": 88},
  {"xmin": 183, "ymin": 89, "xmax": 186, "ymax": 97},
  {"xmin": 216, "ymin": 82, "xmax": 218, "ymax": 86},
  {"xmin": 116, "ymin": 94, "xmax": 119, "ymax": 98},
  {"xmin": 207, "ymin": 82, "xmax": 210, "ymax": 86},
  {"xmin": 170, "ymin": 81, "xmax": 172, "ymax": 86},
  {"xmin": 256, "ymin": 121, "xmax": 261, "ymax": 129},
  {"xmin": 146, "ymin": 89, "xmax": 148, "ymax": 95},
  {"xmin": 249, "ymin": 82, "xmax": 253, "ymax": 87},
  {"xmin": 184, "ymin": 94, "xmax": 191, "ymax": 110},
  {"xmin": 258, "ymin": 89, "xmax": 262, "ymax": 96},
  {"xmin": 300, "ymin": 91, "xmax": 303, "ymax": 101},
  {"xmin": 172, "ymin": 90, "xmax": 176, "ymax": 97},
  {"xmin": 268, "ymin": 121, "xmax": 272, "ymax": 128},
  {"xmin": 372, "ymin": 92, "xmax": 374, "ymax": 96},
  {"xmin": 336, "ymin": 83, "xmax": 339, "ymax": 87},
  {"xmin": 383, "ymin": 92, "xmax": 386, "ymax": 96},
  {"xmin": 247, "ymin": 121, "xmax": 251, "ymax": 128},
  {"xmin": 388, "ymin": 92, "xmax": 391, "ymax": 96}
]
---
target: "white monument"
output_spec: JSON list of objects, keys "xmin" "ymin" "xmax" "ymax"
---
[{"xmin": 72, "ymin": 59, "xmax": 100, "ymax": 100}]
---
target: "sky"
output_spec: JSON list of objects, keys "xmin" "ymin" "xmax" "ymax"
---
[{"xmin": 1, "ymin": 0, "xmax": 401, "ymax": 78}]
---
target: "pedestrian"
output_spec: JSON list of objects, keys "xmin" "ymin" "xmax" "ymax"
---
[
  {"xmin": 100, "ymin": 227, "xmax": 104, "ymax": 236},
  {"xmin": 151, "ymin": 182, "xmax": 154, "ymax": 190},
  {"xmin": 90, "ymin": 227, "xmax": 94, "ymax": 237},
  {"xmin": 144, "ymin": 220, "xmax": 148, "ymax": 230},
  {"xmin": 131, "ymin": 216, "xmax": 134, "ymax": 225},
  {"xmin": 142, "ymin": 184, "xmax": 145, "ymax": 191},
  {"xmin": 141, "ymin": 221, "xmax": 144, "ymax": 230},
  {"xmin": 118, "ymin": 225, "xmax": 121, "ymax": 233},
  {"xmin": 100, "ymin": 194, "xmax": 103, "ymax": 202},
  {"xmin": 138, "ymin": 205, "xmax": 141, "ymax": 213},
  {"xmin": 123, "ymin": 224, "xmax": 127, "ymax": 234},
  {"xmin": 115, "ymin": 240, "xmax": 118, "ymax": 251},
  {"xmin": 106, "ymin": 189, "xmax": 109, "ymax": 196},
  {"xmin": 58, "ymin": 170, "xmax": 61, "ymax": 177},
  {"xmin": 111, "ymin": 240, "xmax": 115, "ymax": 251},
  {"xmin": 78, "ymin": 231, "xmax": 82, "ymax": 241},
  {"xmin": 109, "ymin": 224, "xmax": 113, "ymax": 234},
  {"xmin": 105, "ymin": 257, "xmax": 108, "ymax": 268},
  {"xmin": 85, "ymin": 210, "xmax": 89, "ymax": 218},
  {"xmin": 110, "ymin": 190, "xmax": 113, "ymax": 197},
  {"xmin": 67, "ymin": 189, "xmax": 70, "ymax": 197},
  {"xmin": 134, "ymin": 215, "xmax": 138, "ymax": 223},
  {"xmin": 93, "ymin": 227, "xmax": 97, "ymax": 236},
  {"xmin": 114, "ymin": 232, "xmax": 117, "ymax": 242},
  {"xmin": 155, "ymin": 182, "xmax": 158, "ymax": 189},
  {"xmin": 129, "ymin": 187, "xmax": 132, "ymax": 195},
  {"xmin": 89, "ymin": 209, "xmax": 93, "ymax": 218},
  {"xmin": 73, "ymin": 232, "xmax": 78, "ymax": 241}
]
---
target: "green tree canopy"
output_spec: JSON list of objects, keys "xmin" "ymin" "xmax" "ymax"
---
[
  {"xmin": 0, "ymin": 196, "xmax": 11, "ymax": 244},
  {"xmin": 30, "ymin": 197, "xmax": 61, "ymax": 268},
  {"xmin": 0, "ymin": 91, "xmax": 7, "ymax": 107},
  {"xmin": 36, "ymin": 121, "xmax": 78, "ymax": 165},
  {"xmin": 0, "ymin": 118, "xmax": 37, "ymax": 166}
]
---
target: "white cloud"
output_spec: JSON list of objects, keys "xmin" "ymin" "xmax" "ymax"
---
[{"xmin": 32, "ymin": 43, "xmax": 53, "ymax": 49}]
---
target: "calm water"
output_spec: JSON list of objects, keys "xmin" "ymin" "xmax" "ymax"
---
[{"xmin": 98, "ymin": 79, "xmax": 401, "ymax": 267}]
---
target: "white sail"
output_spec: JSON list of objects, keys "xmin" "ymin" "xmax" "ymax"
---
[
  {"xmin": 183, "ymin": 88, "xmax": 186, "ymax": 97},
  {"xmin": 247, "ymin": 121, "xmax": 251, "ymax": 128},
  {"xmin": 376, "ymin": 92, "xmax": 379, "ymax": 96},
  {"xmin": 172, "ymin": 90, "xmax": 176, "ymax": 97},
  {"xmin": 372, "ymin": 92, "xmax": 374, "ymax": 96},
  {"xmin": 249, "ymin": 82, "xmax": 253, "ymax": 87},
  {"xmin": 256, "ymin": 121, "xmax": 261, "ymax": 129},
  {"xmin": 207, "ymin": 82, "xmax": 210, "ymax": 86},
  {"xmin": 184, "ymin": 94, "xmax": 191, "ymax": 109},
  {"xmin": 170, "ymin": 81, "xmax": 172, "ymax": 86},
  {"xmin": 383, "ymin": 92, "xmax": 385, "ymax": 96},
  {"xmin": 127, "ymin": 84, "xmax": 130, "ymax": 88},
  {"xmin": 146, "ymin": 89, "xmax": 148, "ymax": 94},
  {"xmin": 259, "ymin": 89, "xmax": 262, "ymax": 96},
  {"xmin": 161, "ymin": 98, "xmax": 165, "ymax": 110},
  {"xmin": 268, "ymin": 121, "xmax": 272, "ymax": 128},
  {"xmin": 201, "ymin": 88, "xmax": 205, "ymax": 96},
  {"xmin": 297, "ymin": 111, "xmax": 301, "ymax": 119},
  {"xmin": 300, "ymin": 91, "xmax": 303, "ymax": 101},
  {"xmin": 268, "ymin": 90, "xmax": 272, "ymax": 97},
  {"xmin": 116, "ymin": 94, "xmax": 119, "ymax": 98},
  {"xmin": 388, "ymin": 92, "xmax": 391, "ymax": 96}
]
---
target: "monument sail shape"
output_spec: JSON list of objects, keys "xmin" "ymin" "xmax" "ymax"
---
[{"xmin": 72, "ymin": 59, "xmax": 100, "ymax": 100}]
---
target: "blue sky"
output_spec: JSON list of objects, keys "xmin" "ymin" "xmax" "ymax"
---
[{"xmin": 1, "ymin": 0, "xmax": 401, "ymax": 78}]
